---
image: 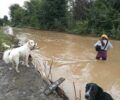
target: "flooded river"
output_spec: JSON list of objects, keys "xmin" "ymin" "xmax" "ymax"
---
[{"xmin": 15, "ymin": 28, "xmax": 120, "ymax": 100}]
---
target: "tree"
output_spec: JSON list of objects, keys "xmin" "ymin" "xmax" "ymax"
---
[
  {"xmin": 87, "ymin": 0, "xmax": 120, "ymax": 38},
  {"xmin": 3, "ymin": 15, "xmax": 9, "ymax": 25},
  {"xmin": 73, "ymin": 0, "xmax": 90, "ymax": 21},
  {"xmin": 9, "ymin": 4, "xmax": 26, "ymax": 26},
  {"xmin": 0, "ymin": 18, "xmax": 3, "ymax": 26},
  {"xmin": 9, "ymin": 0, "xmax": 67, "ymax": 30},
  {"xmin": 8, "ymin": 0, "xmax": 120, "ymax": 39},
  {"xmin": 39, "ymin": 0, "xmax": 67, "ymax": 30},
  {"xmin": 24, "ymin": 0, "xmax": 42, "ymax": 27}
]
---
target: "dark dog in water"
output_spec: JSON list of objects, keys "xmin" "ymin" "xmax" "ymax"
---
[{"xmin": 85, "ymin": 83, "xmax": 113, "ymax": 100}]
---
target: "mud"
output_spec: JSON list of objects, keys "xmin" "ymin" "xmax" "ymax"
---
[{"xmin": 0, "ymin": 60, "xmax": 62, "ymax": 100}]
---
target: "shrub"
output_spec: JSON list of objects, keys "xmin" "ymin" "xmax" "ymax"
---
[
  {"xmin": 0, "ymin": 29, "xmax": 13, "ymax": 51},
  {"xmin": 66, "ymin": 21, "xmax": 89, "ymax": 35},
  {"xmin": 110, "ymin": 26, "xmax": 120, "ymax": 40}
]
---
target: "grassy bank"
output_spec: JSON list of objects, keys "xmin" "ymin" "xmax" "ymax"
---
[{"xmin": 0, "ymin": 28, "xmax": 13, "ymax": 51}]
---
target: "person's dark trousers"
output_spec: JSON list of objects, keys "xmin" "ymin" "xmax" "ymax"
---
[{"xmin": 96, "ymin": 50, "xmax": 107, "ymax": 60}]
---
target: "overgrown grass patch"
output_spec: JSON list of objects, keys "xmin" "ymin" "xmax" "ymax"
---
[{"xmin": 0, "ymin": 29, "xmax": 13, "ymax": 51}]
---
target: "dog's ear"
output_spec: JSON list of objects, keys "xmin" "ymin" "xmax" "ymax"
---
[
  {"xmin": 96, "ymin": 85, "xmax": 103, "ymax": 97},
  {"xmin": 85, "ymin": 83, "xmax": 91, "ymax": 92}
]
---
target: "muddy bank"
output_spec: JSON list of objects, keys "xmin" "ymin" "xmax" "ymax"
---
[{"xmin": 0, "ymin": 60, "xmax": 62, "ymax": 100}]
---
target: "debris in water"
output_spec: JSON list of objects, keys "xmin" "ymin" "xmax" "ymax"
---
[{"xmin": 44, "ymin": 77, "xmax": 65, "ymax": 95}]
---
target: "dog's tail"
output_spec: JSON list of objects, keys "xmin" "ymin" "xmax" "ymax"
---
[{"xmin": 3, "ymin": 50, "xmax": 11, "ymax": 63}]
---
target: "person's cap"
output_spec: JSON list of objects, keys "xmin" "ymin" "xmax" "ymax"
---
[{"xmin": 101, "ymin": 34, "xmax": 108, "ymax": 39}]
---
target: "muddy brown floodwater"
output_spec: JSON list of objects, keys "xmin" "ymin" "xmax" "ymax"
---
[{"xmin": 15, "ymin": 28, "xmax": 120, "ymax": 100}]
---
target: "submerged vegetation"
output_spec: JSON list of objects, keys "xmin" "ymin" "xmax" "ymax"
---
[{"xmin": 0, "ymin": 0, "xmax": 120, "ymax": 40}]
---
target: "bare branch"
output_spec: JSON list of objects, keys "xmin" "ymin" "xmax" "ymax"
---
[
  {"xmin": 73, "ymin": 81, "xmax": 77, "ymax": 100},
  {"xmin": 79, "ymin": 90, "xmax": 81, "ymax": 100},
  {"xmin": 47, "ymin": 59, "xmax": 53, "ymax": 79}
]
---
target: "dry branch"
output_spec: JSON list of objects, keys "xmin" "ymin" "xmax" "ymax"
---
[{"xmin": 73, "ymin": 81, "xmax": 77, "ymax": 100}]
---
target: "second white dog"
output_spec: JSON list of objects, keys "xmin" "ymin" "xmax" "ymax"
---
[{"xmin": 3, "ymin": 40, "xmax": 36, "ymax": 73}]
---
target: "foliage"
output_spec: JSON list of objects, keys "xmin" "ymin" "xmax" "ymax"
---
[
  {"xmin": 110, "ymin": 26, "xmax": 120, "ymax": 40},
  {"xmin": 66, "ymin": 21, "xmax": 88, "ymax": 34},
  {"xmin": 0, "ymin": 19, "xmax": 3, "ymax": 26},
  {"xmin": 9, "ymin": 0, "xmax": 67, "ymax": 30},
  {"xmin": 87, "ymin": 0, "xmax": 120, "ymax": 39},
  {"xmin": 3, "ymin": 16, "xmax": 9, "ymax": 25},
  {"xmin": 8, "ymin": 0, "xmax": 120, "ymax": 40},
  {"xmin": 9, "ymin": 4, "xmax": 26, "ymax": 26},
  {"xmin": 0, "ymin": 30, "xmax": 13, "ymax": 51},
  {"xmin": 73, "ymin": 0, "xmax": 90, "ymax": 21},
  {"xmin": 38, "ymin": 0, "xmax": 67, "ymax": 30},
  {"xmin": 0, "ymin": 16, "xmax": 9, "ymax": 26}
]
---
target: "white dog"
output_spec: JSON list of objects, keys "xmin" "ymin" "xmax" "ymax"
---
[{"xmin": 3, "ymin": 40, "xmax": 36, "ymax": 73}]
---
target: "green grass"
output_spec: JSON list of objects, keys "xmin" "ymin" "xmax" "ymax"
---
[{"xmin": 0, "ymin": 29, "xmax": 13, "ymax": 51}]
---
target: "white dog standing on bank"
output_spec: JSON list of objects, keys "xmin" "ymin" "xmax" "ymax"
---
[{"xmin": 3, "ymin": 40, "xmax": 36, "ymax": 73}]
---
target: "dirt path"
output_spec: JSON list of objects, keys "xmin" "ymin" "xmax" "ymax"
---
[{"xmin": 0, "ymin": 60, "xmax": 62, "ymax": 100}]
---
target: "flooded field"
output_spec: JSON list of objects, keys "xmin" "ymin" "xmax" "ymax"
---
[{"xmin": 14, "ymin": 28, "xmax": 120, "ymax": 100}]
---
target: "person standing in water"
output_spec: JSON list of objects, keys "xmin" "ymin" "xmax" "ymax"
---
[{"xmin": 94, "ymin": 34, "xmax": 113, "ymax": 60}]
